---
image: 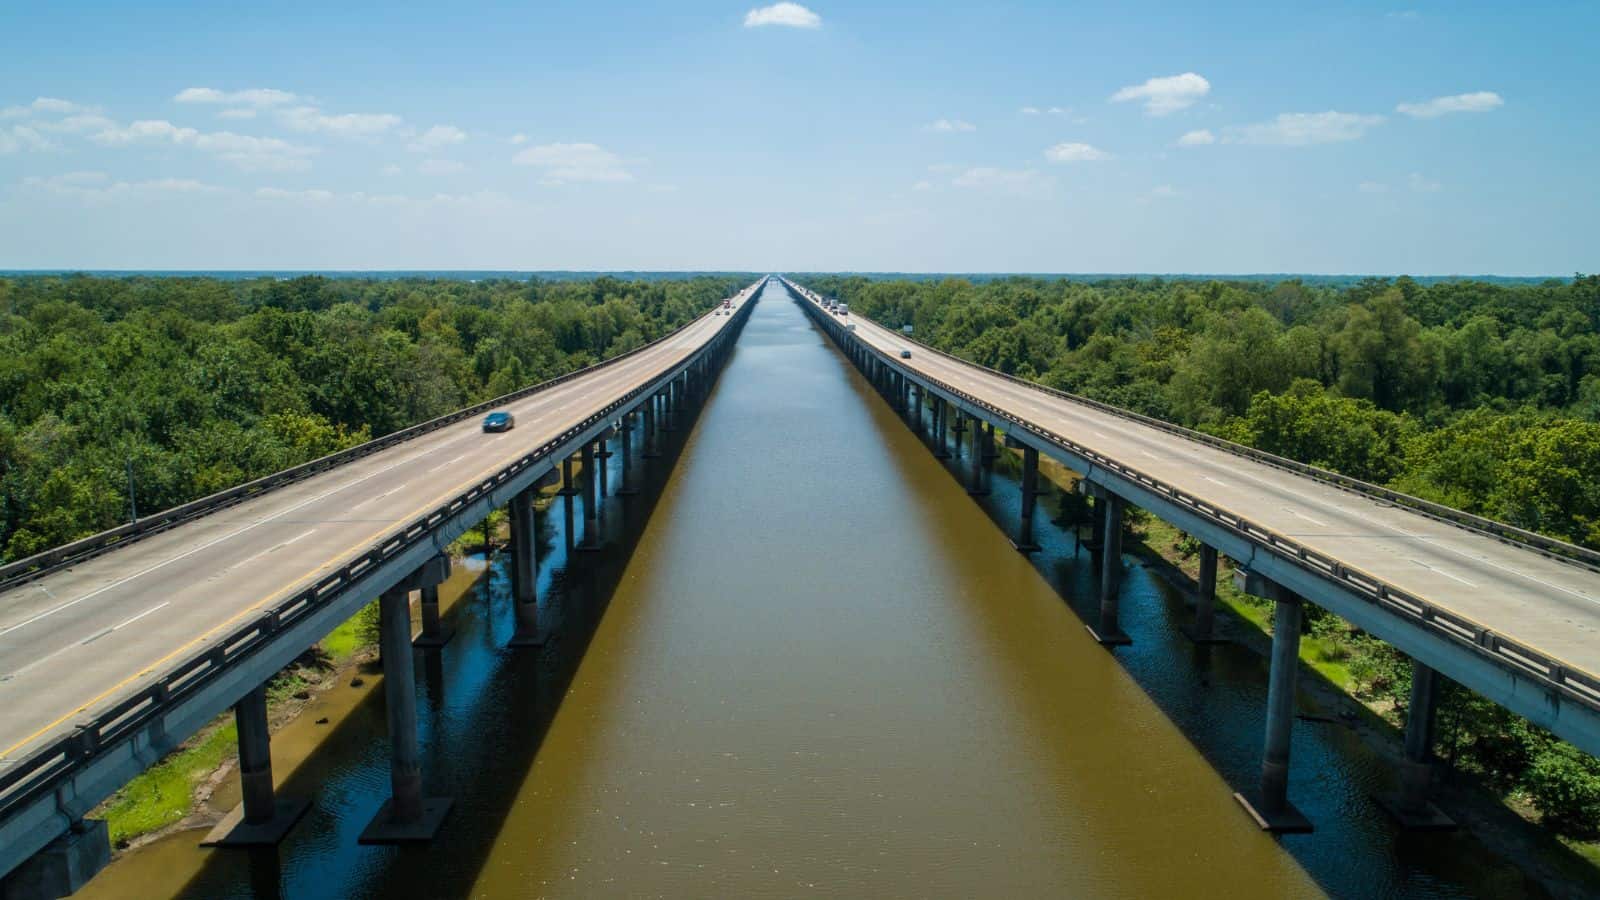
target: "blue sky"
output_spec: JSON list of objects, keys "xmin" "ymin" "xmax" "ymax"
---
[{"xmin": 0, "ymin": 1, "xmax": 1593, "ymax": 274}]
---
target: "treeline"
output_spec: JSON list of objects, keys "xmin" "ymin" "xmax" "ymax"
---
[
  {"xmin": 801, "ymin": 272, "xmax": 1600, "ymax": 841},
  {"xmin": 0, "ymin": 274, "xmax": 743, "ymax": 562},
  {"xmin": 802, "ymin": 273, "xmax": 1600, "ymax": 550}
]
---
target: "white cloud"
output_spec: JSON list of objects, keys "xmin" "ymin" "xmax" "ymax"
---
[
  {"xmin": 1047, "ymin": 106, "xmax": 1068, "ymax": 115},
  {"xmin": 513, "ymin": 142, "xmax": 633, "ymax": 183},
  {"xmin": 22, "ymin": 171, "xmax": 226, "ymax": 199},
  {"xmin": 418, "ymin": 158, "xmax": 467, "ymax": 175},
  {"xmin": 927, "ymin": 118, "xmax": 976, "ymax": 133},
  {"xmin": 408, "ymin": 124, "xmax": 467, "ymax": 152},
  {"xmin": 1227, "ymin": 111, "xmax": 1385, "ymax": 146},
  {"xmin": 218, "ymin": 108, "xmax": 257, "ymax": 120},
  {"xmin": 912, "ymin": 179, "xmax": 933, "ymax": 191},
  {"xmin": 744, "ymin": 2, "xmax": 821, "ymax": 28},
  {"xmin": 1407, "ymin": 172, "xmax": 1442, "ymax": 192},
  {"xmin": 951, "ymin": 166, "xmax": 1053, "ymax": 193},
  {"xmin": 279, "ymin": 105, "xmax": 402, "ymax": 137},
  {"xmin": 175, "ymin": 87, "xmax": 299, "ymax": 108},
  {"xmin": 0, "ymin": 125, "xmax": 54, "ymax": 153},
  {"xmin": 1044, "ymin": 142, "xmax": 1111, "ymax": 162},
  {"xmin": 509, "ymin": 133, "xmax": 528, "ymax": 145},
  {"xmin": 257, "ymin": 187, "xmax": 336, "ymax": 202},
  {"xmin": 1137, "ymin": 184, "xmax": 1179, "ymax": 204},
  {"xmin": 3, "ymin": 97, "xmax": 96, "ymax": 119},
  {"xmin": 1110, "ymin": 72, "xmax": 1210, "ymax": 116},
  {"xmin": 1177, "ymin": 128, "xmax": 1216, "ymax": 146},
  {"xmin": 1020, "ymin": 106, "xmax": 1040, "ymax": 115},
  {"xmin": 1396, "ymin": 91, "xmax": 1503, "ymax": 119},
  {"xmin": 90, "ymin": 119, "xmax": 316, "ymax": 170},
  {"xmin": 381, "ymin": 164, "xmax": 403, "ymax": 176}
]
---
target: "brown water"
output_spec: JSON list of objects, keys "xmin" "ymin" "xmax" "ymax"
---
[{"xmin": 79, "ymin": 283, "xmax": 1554, "ymax": 898}]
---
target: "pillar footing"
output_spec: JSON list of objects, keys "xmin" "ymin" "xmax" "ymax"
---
[
  {"xmin": 358, "ymin": 797, "xmax": 453, "ymax": 845},
  {"xmin": 1232, "ymin": 792, "xmax": 1313, "ymax": 833},
  {"xmin": 413, "ymin": 624, "xmax": 455, "ymax": 649},
  {"xmin": 557, "ymin": 486, "xmax": 581, "ymax": 496},
  {"xmin": 200, "ymin": 797, "xmax": 311, "ymax": 847},
  {"xmin": 509, "ymin": 626, "xmax": 548, "ymax": 648},
  {"xmin": 1085, "ymin": 624, "xmax": 1132, "ymax": 646},
  {"xmin": 1374, "ymin": 795, "xmax": 1457, "ymax": 831},
  {"xmin": 1179, "ymin": 623, "xmax": 1230, "ymax": 645},
  {"xmin": 1009, "ymin": 539, "xmax": 1041, "ymax": 554}
]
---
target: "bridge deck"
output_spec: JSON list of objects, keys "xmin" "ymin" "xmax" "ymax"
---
[
  {"xmin": 839, "ymin": 307, "xmax": 1600, "ymax": 687},
  {"xmin": 0, "ymin": 293, "xmax": 750, "ymax": 765}
]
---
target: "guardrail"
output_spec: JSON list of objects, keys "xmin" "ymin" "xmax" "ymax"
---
[
  {"xmin": 0, "ymin": 285, "xmax": 760, "ymax": 828},
  {"xmin": 0, "ymin": 282, "xmax": 761, "ymax": 592},
  {"xmin": 786, "ymin": 277, "xmax": 1600, "ymax": 716},
  {"xmin": 780, "ymin": 278, "xmax": 1600, "ymax": 572}
]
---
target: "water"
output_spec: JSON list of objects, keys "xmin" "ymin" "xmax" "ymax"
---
[{"xmin": 82, "ymin": 282, "xmax": 1553, "ymax": 898}]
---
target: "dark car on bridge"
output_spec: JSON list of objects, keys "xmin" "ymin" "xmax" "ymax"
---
[{"xmin": 482, "ymin": 411, "xmax": 515, "ymax": 432}]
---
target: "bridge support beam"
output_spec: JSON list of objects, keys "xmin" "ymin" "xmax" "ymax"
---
[
  {"xmin": 0, "ymin": 819, "xmax": 109, "ymax": 900},
  {"xmin": 361, "ymin": 556, "xmax": 454, "ymax": 843},
  {"xmin": 1010, "ymin": 442, "xmax": 1041, "ymax": 553},
  {"xmin": 911, "ymin": 385, "xmax": 923, "ymax": 435},
  {"xmin": 951, "ymin": 413, "xmax": 967, "ymax": 456},
  {"xmin": 982, "ymin": 422, "xmax": 997, "ymax": 461},
  {"xmin": 412, "ymin": 583, "xmax": 452, "ymax": 648},
  {"xmin": 1182, "ymin": 544, "xmax": 1227, "ymax": 645},
  {"xmin": 578, "ymin": 441, "xmax": 602, "ymax": 551},
  {"xmin": 1380, "ymin": 660, "xmax": 1456, "ymax": 830},
  {"xmin": 597, "ymin": 436, "xmax": 610, "ymax": 498},
  {"xmin": 1232, "ymin": 570, "xmax": 1313, "ymax": 834},
  {"xmin": 201, "ymin": 683, "xmax": 310, "ymax": 847},
  {"xmin": 933, "ymin": 398, "xmax": 951, "ymax": 459},
  {"xmin": 559, "ymin": 455, "xmax": 579, "ymax": 496},
  {"xmin": 643, "ymin": 398, "xmax": 661, "ymax": 458},
  {"xmin": 618, "ymin": 414, "xmax": 638, "ymax": 495},
  {"xmin": 1088, "ymin": 492, "xmax": 1131, "ymax": 645},
  {"xmin": 508, "ymin": 487, "xmax": 542, "ymax": 647},
  {"xmin": 967, "ymin": 415, "xmax": 988, "ymax": 495}
]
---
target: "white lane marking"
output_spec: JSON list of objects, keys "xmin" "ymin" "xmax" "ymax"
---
[
  {"xmin": 108, "ymin": 602, "xmax": 169, "ymax": 634},
  {"xmin": 1409, "ymin": 559, "xmax": 1479, "ymax": 588},
  {"xmin": 1093, "ymin": 431, "xmax": 1110, "ymax": 440},
  {"xmin": 1283, "ymin": 507, "xmax": 1330, "ymax": 528},
  {"xmin": 227, "ymin": 528, "xmax": 319, "ymax": 571},
  {"xmin": 427, "ymin": 454, "xmax": 467, "ymax": 473},
  {"xmin": 1202, "ymin": 475, "xmax": 1232, "ymax": 489}
]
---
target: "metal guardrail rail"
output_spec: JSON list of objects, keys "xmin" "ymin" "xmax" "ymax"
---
[
  {"xmin": 0, "ymin": 285, "xmax": 760, "ymax": 826},
  {"xmin": 0, "ymin": 284, "xmax": 756, "ymax": 592},
  {"xmin": 786, "ymin": 277, "xmax": 1600, "ymax": 716}
]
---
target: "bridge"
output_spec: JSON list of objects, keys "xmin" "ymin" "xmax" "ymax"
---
[
  {"xmin": 784, "ymin": 276, "xmax": 1600, "ymax": 834},
  {"xmin": 0, "ymin": 281, "xmax": 761, "ymax": 896}
]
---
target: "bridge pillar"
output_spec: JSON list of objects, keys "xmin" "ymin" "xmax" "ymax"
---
[
  {"xmin": 1380, "ymin": 660, "xmax": 1456, "ymax": 829},
  {"xmin": 643, "ymin": 399, "xmax": 660, "ymax": 458},
  {"xmin": 982, "ymin": 422, "xmax": 997, "ymax": 461},
  {"xmin": 597, "ymin": 436, "xmax": 610, "ymax": 499},
  {"xmin": 1011, "ymin": 444, "xmax": 1041, "ymax": 553},
  {"xmin": 911, "ymin": 385, "xmax": 923, "ymax": 434},
  {"xmin": 1182, "ymin": 544, "xmax": 1227, "ymax": 644},
  {"xmin": 1232, "ymin": 571, "xmax": 1313, "ymax": 833},
  {"xmin": 361, "ymin": 557, "xmax": 453, "ymax": 843},
  {"xmin": 199, "ymin": 683, "xmax": 310, "ymax": 847},
  {"xmin": 559, "ymin": 455, "xmax": 579, "ymax": 496},
  {"xmin": 0, "ymin": 819, "xmax": 109, "ymax": 900},
  {"xmin": 951, "ymin": 413, "xmax": 967, "ymax": 455},
  {"xmin": 933, "ymin": 398, "xmax": 951, "ymax": 459},
  {"xmin": 967, "ymin": 415, "xmax": 988, "ymax": 495},
  {"xmin": 618, "ymin": 414, "xmax": 638, "ymax": 495},
  {"xmin": 508, "ymin": 486, "xmax": 542, "ymax": 646},
  {"xmin": 578, "ymin": 441, "xmax": 602, "ymax": 551},
  {"xmin": 1088, "ymin": 493, "xmax": 1131, "ymax": 645},
  {"xmin": 412, "ymin": 583, "xmax": 452, "ymax": 648}
]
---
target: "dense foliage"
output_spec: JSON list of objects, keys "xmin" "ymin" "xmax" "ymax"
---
[
  {"xmin": 0, "ymin": 274, "xmax": 742, "ymax": 562},
  {"xmin": 801, "ymin": 272, "xmax": 1600, "ymax": 840},
  {"xmin": 803, "ymin": 273, "xmax": 1600, "ymax": 549}
]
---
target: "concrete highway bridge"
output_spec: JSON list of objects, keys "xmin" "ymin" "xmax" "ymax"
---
[
  {"xmin": 0, "ymin": 281, "xmax": 761, "ymax": 897},
  {"xmin": 785, "ymin": 276, "xmax": 1600, "ymax": 835},
  {"xmin": 4, "ymin": 274, "xmax": 1600, "ymax": 895}
]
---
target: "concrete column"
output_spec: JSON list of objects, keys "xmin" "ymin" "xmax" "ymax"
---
[
  {"xmin": 933, "ymin": 398, "xmax": 951, "ymax": 459},
  {"xmin": 951, "ymin": 413, "xmax": 967, "ymax": 456},
  {"xmin": 1012, "ymin": 446, "xmax": 1040, "ymax": 552},
  {"xmin": 1183, "ymin": 544, "xmax": 1227, "ymax": 645},
  {"xmin": 579, "ymin": 441, "xmax": 600, "ymax": 550},
  {"xmin": 1088, "ymin": 493, "xmax": 1131, "ymax": 645},
  {"xmin": 413, "ymin": 582, "xmax": 452, "ymax": 648},
  {"xmin": 509, "ymin": 487, "xmax": 541, "ymax": 646},
  {"xmin": 360, "ymin": 558, "xmax": 453, "ymax": 843},
  {"xmin": 618, "ymin": 414, "xmax": 638, "ymax": 495},
  {"xmin": 559, "ymin": 455, "xmax": 579, "ymax": 495},
  {"xmin": 1384, "ymin": 660, "xmax": 1456, "ymax": 829},
  {"xmin": 967, "ymin": 415, "xmax": 988, "ymax": 495},
  {"xmin": 643, "ymin": 398, "xmax": 660, "ymax": 458},
  {"xmin": 200, "ymin": 685, "xmax": 310, "ymax": 846},
  {"xmin": 912, "ymin": 385, "xmax": 923, "ymax": 434},
  {"xmin": 982, "ymin": 422, "xmax": 997, "ymax": 461},
  {"xmin": 1231, "ymin": 574, "xmax": 1312, "ymax": 833},
  {"xmin": 597, "ymin": 436, "xmax": 610, "ymax": 499}
]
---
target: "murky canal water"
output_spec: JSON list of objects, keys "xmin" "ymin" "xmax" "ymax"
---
[{"xmin": 82, "ymin": 283, "xmax": 1550, "ymax": 898}]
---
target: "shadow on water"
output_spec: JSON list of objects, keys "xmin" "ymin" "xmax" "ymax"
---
[
  {"xmin": 161, "ymin": 344, "xmax": 736, "ymax": 900},
  {"xmin": 842, "ymin": 320, "xmax": 1557, "ymax": 898}
]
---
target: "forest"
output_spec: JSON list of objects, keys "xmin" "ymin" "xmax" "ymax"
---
[
  {"xmin": 0, "ymin": 273, "xmax": 743, "ymax": 563},
  {"xmin": 800, "ymin": 272, "xmax": 1600, "ymax": 843}
]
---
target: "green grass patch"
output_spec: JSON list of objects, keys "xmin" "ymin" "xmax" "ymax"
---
[
  {"xmin": 320, "ymin": 600, "xmax": 378, "ymax": 663},
  {"xmin": 101, "ymin": 722, "xmax": 237, "ymax": 846}
]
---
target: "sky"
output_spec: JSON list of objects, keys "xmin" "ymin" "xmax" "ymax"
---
[{"xmin": 0, "ymin": 1, "xmax": 1594, "ymax": 275}]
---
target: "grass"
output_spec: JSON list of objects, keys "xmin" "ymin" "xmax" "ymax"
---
[{"xmin": 101, "ymin": 722, "xmax": 236, "ymax": 847}]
